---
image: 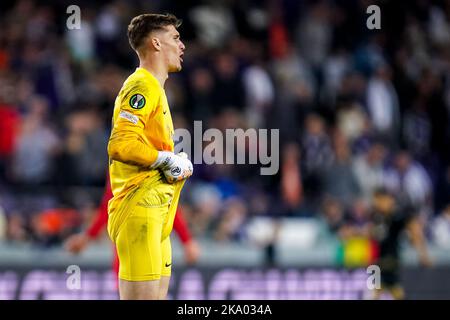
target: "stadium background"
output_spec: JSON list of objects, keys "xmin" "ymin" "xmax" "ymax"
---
[{"xmin": 1, "ymin": 0, "xmax": 450, "ymax": 299}]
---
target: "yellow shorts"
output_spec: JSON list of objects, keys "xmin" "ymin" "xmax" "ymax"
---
[{"xmin": 108, "ymin": 178, "xmax": 185, "ymax": 281}]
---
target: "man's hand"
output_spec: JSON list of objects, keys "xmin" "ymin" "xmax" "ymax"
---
[
  {"xmin": 64, "ymin": 233, "xmax": 90, "ymax": 254},
  {"xmin": 419, "ymin": 252, "xmax": 433, "ymax": 268},
  {"xmin": 152, "ymin": 151, "xmax": 193, "ymax": 183},
  {"xmin": 183, "ymin": 240, "xmax": 201, "ymax": 265},
  {"xmin": 406, "ymin": 218, "xmax": 433, "ymax": 268}
]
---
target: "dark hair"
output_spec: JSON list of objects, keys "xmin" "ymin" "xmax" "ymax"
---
[
  {"xmin": 373, "ymin": 187, "xmax": 392, "ymax": 198},
  {"xmin": 127, "ymin": 13, "xmax": 182, "ymax": 52}
]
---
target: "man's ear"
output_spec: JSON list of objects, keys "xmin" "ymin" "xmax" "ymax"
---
[{"xmin": 151, "ymin": 37, "xmax": 162, "ymax": 51}]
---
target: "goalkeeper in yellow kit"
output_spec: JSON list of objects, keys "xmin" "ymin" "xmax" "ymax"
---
[{"xmin": 107, "ymin": 13, "xmax": 191, "ymax": 300}]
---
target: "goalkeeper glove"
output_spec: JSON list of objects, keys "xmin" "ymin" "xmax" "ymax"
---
[{"xmin": 151, "ymin": 151, "xmax": 193, "ymax": 183}]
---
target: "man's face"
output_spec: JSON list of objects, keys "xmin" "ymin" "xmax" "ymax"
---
[
  {"xmin": 368, "ymin": 143, "xmax": 385, "ymax": 164},
  {"xmin": 373, "ymin": 194, "xmax": 395, "ymax": 215},
  {"xmin": 158, "ymin": 25, "xmax": 185, "ymax": 72},
  {"xmin": 395, "ymin": 152, "xmax": 410, "ymax": 172}
]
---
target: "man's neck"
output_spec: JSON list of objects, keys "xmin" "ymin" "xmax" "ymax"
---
[{"xmin": 139, "ymin": 60, "xmax": 168, "ymax": 88}]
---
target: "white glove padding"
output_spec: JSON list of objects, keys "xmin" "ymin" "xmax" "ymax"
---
[{"xmin": 152, "ymin": 151, "xmax": 193, "ymax": 183}]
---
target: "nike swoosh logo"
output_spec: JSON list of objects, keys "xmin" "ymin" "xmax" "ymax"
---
[
  {"xmin": 165, "ymin": 262, "xmax": 172, "ymax": 267},
  {"xmin": 163, "ymin": 110, "xmax": 167, "ymax": 114}
]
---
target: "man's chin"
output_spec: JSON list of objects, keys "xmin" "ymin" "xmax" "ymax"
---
[{"xmin": 169, "ymin": 65, "xmax": 182, "ymax": 73}]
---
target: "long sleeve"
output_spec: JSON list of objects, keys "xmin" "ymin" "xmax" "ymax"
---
[
  {"xmin": 86, "ymin": 173, "xmax": 113, "ymax": 238},
  {"xmin": 108, "ymin": 131, "xmax": 158, "ymax": 167},
  {"xmin": 173, "ymin": 206, "xmax": 192, "ymax": 244},
  {"xmin": 108, "ymin": 78, "xmax": 160, "ymax": 167}
]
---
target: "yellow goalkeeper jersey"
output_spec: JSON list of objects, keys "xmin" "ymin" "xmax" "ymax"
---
[{"xmin": 107, "ymin": 67, "xmax": 175, "ymax": 209}]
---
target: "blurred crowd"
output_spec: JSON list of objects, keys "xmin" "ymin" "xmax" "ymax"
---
[{"xmin": 0, "ymin": 0, "xmax": 450, "ymax": 253}]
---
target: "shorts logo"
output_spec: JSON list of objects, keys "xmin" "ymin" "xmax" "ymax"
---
[{"xmin": 130, "ymin": 94, "xmax": 146, "ymax": 109}]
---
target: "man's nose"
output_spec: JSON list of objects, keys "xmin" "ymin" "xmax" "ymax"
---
[{"xmin": 180, "ymin": 41, "xmax": 186, "ymax": 51}]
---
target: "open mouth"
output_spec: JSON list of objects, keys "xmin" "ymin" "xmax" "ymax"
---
[{"xmin": 179, "ymin": 53, "xmax": 184, "ymax": 62}]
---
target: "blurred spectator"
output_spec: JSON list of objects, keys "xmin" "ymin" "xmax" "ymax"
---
[
  {"xmin": 431, "ymin": 204, "xmax": 450, "ymax": 249},
  {"xmin": 55, "ymin": 109, "xmax": 108, "ymax": 186},
  {"xmin": 347, "ymin": 199, "xmax": 371, "ymax": 235},
  {"xmin": 212, "ymin": 52, "xmax": 245, "ymax": 112},
  {"xmin": 188, "ymin": 182, "xmax": 222, "ymax": 237},
  {"xmin": 65, "ymin": 8, "xmax": 95, "ymax": 65},
  {"xmin": 94, "ymin": 2, "xmax": 124, "ymax": 64},
  {"xmin": 187, "ymin": 67, "xmax": 215, "ymax": 122},
  {"xmin": 166, "ymin": 76, "xmax": 187, "ymax": 116},
  {"xmin": 320, "ymin": 196, "xmax": 347, "ymax": 235},
  {"xmin": 6, "ymin": 213, "xmax": 28, "ymax": 243},
  {"xmin": 12, "ymin": 95, "xmax": 60, "ymax": 185},
  {"xmin": 295, "ymin": 0, "xmax": 332, "ymax": 69},
  {"xmin": 322, "ymin": 48, "xmax": 352, "ymax": 106},
  {"xmin": 280, "ymin": 143, "xmax": 303, "ymax": 215},
  {"xmin": 402, "ymin": 101, "xmax": 431, "ymax": 160},
  {"xmin": 366, "ymin": 64, "xmax": 401, "ymax": 148},
  {"xmin": 322, "ymin": 130, "xmax": 361, "ymax": 206},
  {"xmin": 428, "ymin": 5, "xmax": 450, "ymax": 48},
  {"xmin": 242, "ymin": 55, "xmax": 274, "ymax": 128},
  {"xmin": 0, "ymin": 96, "xmax": 20, "ymax": 181},
  {"xmin": 300, "ymin": 114, "xmax": 333, "ymax": 207},
  {"xmin": 301, "ymin": 114, "xmax": 334, "ymax": 173},
  {"xmin": 351, "ymin": 112, "xmax": 377, "ymax": 155},
  {"xmin": 352, "ymin": 141, "xmax": 387, "ymax": 204},
  {"xmin": 435, "ymin": 165, "xmax": 450, "ymax": 212},
  {"xmin": 214, "ymin": 197, "xmax": 247, "ymax": 242},
  {"xmin": 189, "ymin": 0, "xmax": 236, "ymax": 48},
  {"xmin": 383, "ymin": 151, "xmax": 433, "ymax": 214},
  {"xmin": 412, "ymin": 68, "xmax": 448, "ymax": 164},
  {"xmin": 336, "ymin": 102, "xmax": 367, "ymax": 143},
  {"xmin": 335, "ymin": 71, "xmax": 367, "ymax": 112},
  {"xmin": 354, "ymin": 34, "xmax": 387, "ymax": 77},
  {"xmin": 271, "ymin": 44, "xmax": 316, "ymax": 140}
]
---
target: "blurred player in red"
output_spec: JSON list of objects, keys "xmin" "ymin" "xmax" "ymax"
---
[{"xmin": 64, "ymin": 174, "xmax": 200, "ymax": 280}]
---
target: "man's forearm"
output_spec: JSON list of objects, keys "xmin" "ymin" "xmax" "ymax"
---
[
  {"xmin": 108, "ymin": 132, "xmax": 158, "ymax": 167},
  {"xmin": 408, "ymin": 220, "xmax": 430, "ymax": 262},
  {"xmin": 412, "ymin": 235, "xmax": 429, "ymax": 259}
]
